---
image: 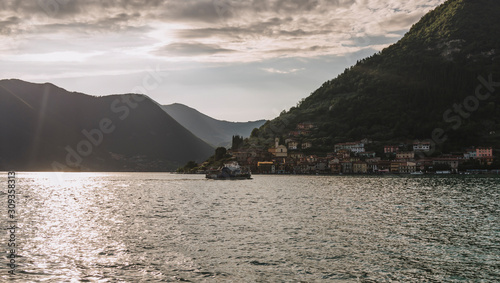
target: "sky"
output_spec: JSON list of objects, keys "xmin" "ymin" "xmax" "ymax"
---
[{"xmin": 0, "ymin": 0, "xmax": 445, "ymax": 121}]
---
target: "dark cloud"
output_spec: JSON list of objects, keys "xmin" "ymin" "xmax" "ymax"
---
[
  {"xmin": 0, "ymin": 0, "xmax": 231, "ymax": 37},
  {"xmin": 4, "ymin": 0, "xmax": 83, "ymax": 18},
  {"xmin": 91, "ymin": 12, "xmax": 146, "ymax": 32},
  {"xmin": 245, "ymin": 0, "xmax": 354, "ymax": 14},
  {"xmin": 0, "ymin": 0, "xmax": 429, "ymax": 42},
  {"xmin": 158, "ymin": 1, "xmax": 233, "ymax": 22},
  {"xmin": 0, "ymin": 0, "xmax": 361, "ymax": 32},
  {"xmin": 0, "ymin": 1, "xmax": 154, "ymax": 36},
  {"xmin": 266, "ymin": 45, "xmax": 331, "ymax": 55},
  {"xmin": 153, "ymin": 42, "xmax": 235, "ymax": 56},
  {"xmin": 0, "ymin": 0, "xmax": 445, "ymax": 61},
  {"xmin": 278, "ymin": 29, "xmax": 308, "ymax": 37},
  {"xmin": 0, "ymin": 16, "xmax": 21, "ymax": 35},
  {"xmin": 33, "ymin": 17, "xmax": 151, "ymax": 35},
  {"xmin": 272, "ymin": 0, "xmax": 320, "ymax": 13},
  {"xmin": 176, "ymin": 16, "xmax": 330, "ymax": 41}
]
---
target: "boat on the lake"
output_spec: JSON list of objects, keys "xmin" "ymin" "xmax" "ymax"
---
[
  {"xmin": 205, "ymin": 162, "xmax": 252, "ymax": 180},
  {"xmin": 411, "ymin": 171, "xmax": 424, "ymax": 175}
]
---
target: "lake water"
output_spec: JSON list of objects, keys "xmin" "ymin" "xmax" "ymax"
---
[{"xmin": 1, "ymin": 173, "xmax": 499, "ymax": 282}]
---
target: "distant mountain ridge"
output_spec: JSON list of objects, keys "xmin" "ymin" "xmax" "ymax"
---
[
  {"xmin": 161, "ymin": 103, "xmax": 266, "ymax": 147},
  {"xmin": 0, "ymin": 79, "xmax": 214, "ymax": 171},
  {"xmin": 251, "ymin": 0, "xmax": 500, "ymax": 153}
]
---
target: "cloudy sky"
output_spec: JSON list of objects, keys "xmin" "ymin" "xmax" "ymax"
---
[{"xmin": 0, "ymin": 0, "xmax": 444, "ymax": 121}]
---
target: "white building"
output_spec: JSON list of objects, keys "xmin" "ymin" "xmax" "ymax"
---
[
  {"xmin": 287, "ymin": 141, "xmax": 299, "ymax": 150},
  {"xmin": 302, "ymin": 142, "xmax": 312, "ymax": 149},
  {"xmin": 413, "ymin": 142, "xmax": 431, "ymax": 152},
  {"xmin": 334, "ymin": 141, "xmax": 365, "ymax": 153},
  {"xmin": 270, "ymin": 138, "xmax": 287, "ymax": 158}
]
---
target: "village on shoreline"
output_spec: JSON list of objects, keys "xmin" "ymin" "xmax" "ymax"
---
[{"xmin": 195, "ymin": 123, "xmax": 499, "ymax": 175}]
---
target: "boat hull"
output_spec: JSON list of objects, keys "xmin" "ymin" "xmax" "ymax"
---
[
  {"xmin": 205, "ymin": 173, "xmax": 252, "ymax": 180},
  {"xmin": 205, "ymin": 162, "xmax": 252, "ymax": 180}
]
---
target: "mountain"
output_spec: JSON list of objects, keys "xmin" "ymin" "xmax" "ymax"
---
[
  {"xmin": 161, "ymin": 103, "xmax": 266, "ymax": 147},
  {"xmin": 251, "ymin": 0, "xmax": 500, "ymax": 154},
  {"xmin": 0, "ymin": 79, "xmax": 214, "ymax": 171}
]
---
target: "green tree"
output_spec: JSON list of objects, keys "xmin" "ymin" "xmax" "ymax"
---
[
  {"xmin": 251, "ymin": 128, "xmax": 260, "ymax": 138},
  {"xmin": 177, "ymin": 160, "xmax": 198, "ymax": 173},
  {"xmin": 184, "ymin": 161, "xmax": 198, "ymax": 170},
  {"xmin": 215, "ymin": 147, "xmax": 227, "ymax": 161}
]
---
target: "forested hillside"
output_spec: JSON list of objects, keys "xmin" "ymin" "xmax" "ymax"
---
[{"xmin": 249, "ymin": 0, "xmax": 500, "ymax": 153}]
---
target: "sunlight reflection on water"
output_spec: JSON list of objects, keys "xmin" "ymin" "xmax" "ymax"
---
[{"xmin": 0, "ymin": 173, "xmax": 498, "ymax": 282}]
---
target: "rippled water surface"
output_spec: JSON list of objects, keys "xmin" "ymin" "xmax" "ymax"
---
[{"xmin": 1, "ymin": 173, "xmax": 499, "ymax": 282}]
